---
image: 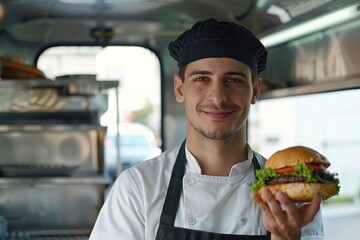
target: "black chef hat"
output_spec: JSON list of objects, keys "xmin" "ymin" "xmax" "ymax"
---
[{"xmin": 168, "ymin": 18, "xmax": 268, "ymax": 75}]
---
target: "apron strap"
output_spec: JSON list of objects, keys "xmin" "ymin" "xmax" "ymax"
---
[
  {"xmin": 158, "ymin": 140, "xmax": 186, "ymax": 226},
  {"xmin": 253, "ymin": 153, "xmax": 262, "ymax": 171},
  {"xmin": 253, "ymin": 153, "xmax": 272, "ymax": 240}
]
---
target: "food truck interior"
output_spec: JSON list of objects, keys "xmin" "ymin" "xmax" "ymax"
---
[{"xmin": 0, "ymin": 0, "xmax": 359, "ymax": 239}]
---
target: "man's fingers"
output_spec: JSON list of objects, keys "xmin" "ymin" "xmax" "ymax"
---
[
  {"xmin": 275, "ymin": 191, "xmax": 302, "ymax": 230},
  {"xmin": 251, "ymin": 192, "xmax": 270, "ymax": 213},
  {"xmin": 252, "ymin": 189, "xmax": 322, "ymax": 239},
  {"xmin": 262, "ymin": 189, "xmax": 284, "ymax": 215},
  {"xmin": 252, "ymin": 192, "xmax": 280, "ymax": 234},
  {"xmin": 298, "ymin": 194, "xmax": 322, "ymax": 224},
  {"xmin": 260, "ymin": 188, "xmax": 292, "ymax": 232}
]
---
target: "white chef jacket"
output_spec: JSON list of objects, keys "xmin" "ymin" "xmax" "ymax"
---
[{"xmin": 89, "ymin": 144, "xmax": 324, "ymax": 240}]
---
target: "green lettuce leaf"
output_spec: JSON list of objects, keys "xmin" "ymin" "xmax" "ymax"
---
[{"xmin": 252, "ymin": 163, "xmax": 329, "ymax": 192}]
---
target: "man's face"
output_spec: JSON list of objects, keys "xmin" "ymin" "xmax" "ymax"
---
[{"xmin": 174, "ymin": 57, "xmax": 261, "ymax": 141}]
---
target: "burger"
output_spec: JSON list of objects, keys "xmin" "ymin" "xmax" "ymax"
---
[{"xmin": 252, "ymin": 146, "xmax": 340, "ymax": 202}]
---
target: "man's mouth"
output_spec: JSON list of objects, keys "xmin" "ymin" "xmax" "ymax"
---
[{"xmin": 202, "ymin": 110, "xmax": 234, "ymax": 120}]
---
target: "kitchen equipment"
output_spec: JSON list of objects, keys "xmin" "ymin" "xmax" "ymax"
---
[
  {"xmin": 0, "ymin": 177, "xmax": 108, "ymax": 237},
  {"xmin": 0, "ymin": 78, "xmax": 118, "ymax": 239},
  {"xmin": 0, "ymin": 125, "xmax": 106, "ymax": 177}
]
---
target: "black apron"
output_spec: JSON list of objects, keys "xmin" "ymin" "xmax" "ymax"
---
[{"xmin": 155, "ymin": 141, "xmax": 271, "ymax": 240}]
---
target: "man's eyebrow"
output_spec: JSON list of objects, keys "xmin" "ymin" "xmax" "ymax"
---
[
  {"xmin": 187, "ymin": 70, "xmax": 248, "ymax": 77},
  {"xmin": 187, "ymin": 70, "xmax": 211, "ymax": 77},
  {"xmin": 224, "ymin": 71, "xmax": 249, "ymax": 78}
]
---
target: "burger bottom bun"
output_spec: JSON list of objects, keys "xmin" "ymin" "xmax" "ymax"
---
[{"xmin": 258, "ymin": 182, "xmax": 339, "ymax": 202}]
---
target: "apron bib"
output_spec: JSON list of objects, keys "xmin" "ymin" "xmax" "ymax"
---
[{"xmin": 155, "ymin": 141, "xmax": 270, "ymax": 240}]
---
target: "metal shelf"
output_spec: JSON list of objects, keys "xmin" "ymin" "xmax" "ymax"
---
[
  {"xmin": 0, "ymin": 111, "xmax": 99, "ymax": 125},
  {"xmin": 0, "ymin": 78, "xmax": 119, "ymax": 96},
  {"xmin": 260, "ymin": 77, "xmax": 360, "ymax": 100}
]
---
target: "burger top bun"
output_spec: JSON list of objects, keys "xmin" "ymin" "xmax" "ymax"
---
[{"xmin": 265, "ymin": 146, "xmax": 330, "ymax": 170}]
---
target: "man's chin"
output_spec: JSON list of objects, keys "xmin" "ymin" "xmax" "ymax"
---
[{"xmin": 198, "ymin": 129, "xmax": 234, "ymax": 141}]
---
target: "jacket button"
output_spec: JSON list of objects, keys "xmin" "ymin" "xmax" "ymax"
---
[
  {"xmin": 238, "ymin": 217, "xmax": 247, "ymax": 226},
  {"xmin": 243, "ymin": 181, "xmax": 252, "ymax": 187},
  {"xmin": 186, "ymin": 216, "xmax": 197, "ymax": 225},
  {"xmin": 185, "ymin": 176, "xmax": 195, "ymax": 185}
]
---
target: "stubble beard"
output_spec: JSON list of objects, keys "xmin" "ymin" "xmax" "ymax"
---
[
  {"xmin": 188, "ymin": 103, "xmax": 246, "ymax": 141},
  {"xmin": 190, "ymin": 120, "xmax": 237, "ymax": 141}
]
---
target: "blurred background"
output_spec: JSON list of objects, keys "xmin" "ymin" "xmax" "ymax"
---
[{"xmin": 0, "ymin": 0, "xmax": 359, "ymax": 239}]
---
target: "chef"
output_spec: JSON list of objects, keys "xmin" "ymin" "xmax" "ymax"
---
[{"xmin": 89, "ymin": 18, "xmax": 324, "ymax": 240}]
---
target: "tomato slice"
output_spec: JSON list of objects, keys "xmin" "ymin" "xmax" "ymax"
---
[
  {"xmin": 276, "ymin": 167, "xmax": 295, "ymax": 174},
  {"xmin": 276, "ymin": 164, "xmax": 326, "ymax": 174}
]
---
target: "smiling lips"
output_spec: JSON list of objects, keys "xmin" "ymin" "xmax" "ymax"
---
[{"xmin": 202, "ymin": 110, "xmax": 235, "ymax": 120}]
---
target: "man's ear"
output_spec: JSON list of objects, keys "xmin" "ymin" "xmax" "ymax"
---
[
  {"xmin": 174, "ymin": 74, "xmax": 184, "ymax": 103},
  {"xmin": 251, "ymin": 77, "xmax": 262, "ymax": 104}
]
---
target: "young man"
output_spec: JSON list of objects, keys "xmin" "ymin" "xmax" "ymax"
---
[{"xmin": 89, "ymin": 19, "xmax": 324, "ymax": 240}]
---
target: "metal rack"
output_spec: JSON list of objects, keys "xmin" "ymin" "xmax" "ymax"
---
[{"xmin": 0, "ymin": 78, "xmax": 119, "ymax": 239}]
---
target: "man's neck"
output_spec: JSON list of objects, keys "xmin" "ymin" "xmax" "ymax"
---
[{"xmin": 186, "ymin": 133, "xmax": 248, "ymax": 176}]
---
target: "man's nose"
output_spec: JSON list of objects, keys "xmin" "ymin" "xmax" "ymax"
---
[{"xmin": 208, "ymin": 83, "xmax": 227, "ymax": 104}]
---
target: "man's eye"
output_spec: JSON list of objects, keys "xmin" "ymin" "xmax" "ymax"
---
[
  {"xmin": 194, "ymin": 77, "xmax": 208, "ymax": 82},
  {"xmin": 226, "ymin": 78, "xmax": 242, "ymax": 83}
]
